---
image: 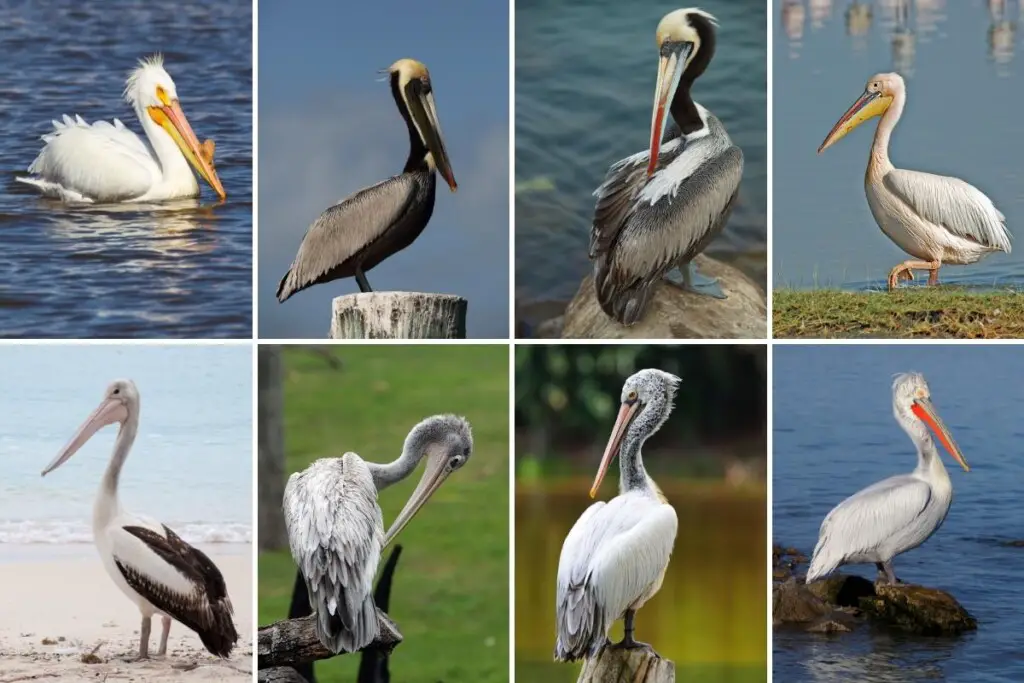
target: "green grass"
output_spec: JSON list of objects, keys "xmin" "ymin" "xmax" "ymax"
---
[
  {"xmin": 773, "ymin": 287, "xmax": 1024, "ymax": 338},
  {"xmin": 258, "ymin": 346, "xmax": 509, "ymax": 683}
]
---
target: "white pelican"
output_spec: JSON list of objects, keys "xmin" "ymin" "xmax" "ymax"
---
[
  {"xmin": 590, "ymin": 9, "xmax": 743, "ymax": 326},
  {"xmin": 555, "ymin": 369, "xmax": 679, "ymax": 661},
  {"xmin": 283, "ymin": 415, "xmax": 472, "ymax": 653},
  {"xmin": 17, "ymin": 55, "xmax": 226, "ymax": 204},
  {"xmin": 818, "ymin": 72, "xmax": 1011, "ymax": 290},
  {"xmin": 806, "ymin": 372, "xmax": 969, "ymax": 585},
  {"xmin": 40, "ymin": 380, "xmax": 238, "ymax": 659}
]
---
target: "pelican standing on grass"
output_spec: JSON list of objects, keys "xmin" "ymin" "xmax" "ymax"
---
[
  {"xmin": 276, "ymin": 59, "xmax": 458, "ymax": 302},
  {"xmin": 40, "ymin": 380, "xmax": 238, "ymax": 659},
  {"xmin": 18, "ymin": 55, "xmax": 226, "ymax": 204},
  {"xmin": 555, "ymin": 369, "xmax": 680, "ymax": 661},
  {"xmin": 806, "ymin": 373, "xmax": 970, "ymax": 585},
  {"xmin": 818, "ymin": 72, "xmax": 1011, "ymax": 290},
  {"xmin": 590, "ymin": 8, "xmax": 743, "ymax": 326},
  {"xmin": 283, "ymin": 415, "xmax": 472, "ymax": 653}
]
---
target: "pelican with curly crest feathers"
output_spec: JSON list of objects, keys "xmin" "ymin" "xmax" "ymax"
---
[
  {"xmin": 276, "ymin": 58, "xmax": 457, "ymax": 302},
  {"xmin": 806, "ymin": 373, "xmax": 970, "ymax": 585},
  {"xmin": 283, "ymin": 415, "xmax": 472, "ymax": 653},
  {"xmin": 590, "ymin": 9, "xmax": 743, "ymax": 326},
  {"xmin": 555, "ymin": 369, "xmax": 680, "ymax": 661},
  {"xmin": 818, "ymin": 72, "xmax": 1011, "ymax": 290},
  {"xmin": 17, "ymin": 55, "xmax": 226, "ymax": 204},
  {"xmin": 40, "ymin": 380, "xmax": 239, "ymax": 659}
]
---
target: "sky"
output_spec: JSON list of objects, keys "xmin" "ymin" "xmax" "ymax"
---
[{"xmin": 258, "ymin": 1, "xmax": 510, "ymax": 338}]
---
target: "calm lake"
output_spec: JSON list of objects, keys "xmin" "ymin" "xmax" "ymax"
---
[
  {"xmin": 774, "ymin": 1, "xmax": 1024, "ymax": 289},
  {"xmin": 774, "ymin": 345, "xmax": 1024, "ymax": 682}
]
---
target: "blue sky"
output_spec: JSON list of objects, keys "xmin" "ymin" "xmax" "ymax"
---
[{"xmin": 258, "ymin": 1, "xmax": 509, "ymax": 338}]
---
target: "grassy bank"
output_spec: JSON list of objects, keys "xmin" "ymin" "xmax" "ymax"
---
[{"xmin": 774, "ymin": 288, "xmax": 1024, "ymax": 338}]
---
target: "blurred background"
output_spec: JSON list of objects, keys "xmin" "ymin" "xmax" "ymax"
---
[
  {"xmin": 257, "ymin": 345, "xmax": 509, "ymax": 683},
  {"xmin": 514, "ymin": 345, "xmax": 767, "ymax": 682}
]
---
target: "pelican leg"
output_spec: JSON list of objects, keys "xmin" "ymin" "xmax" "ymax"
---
[
  {"xmin": 888, "ymin": 260, "xmax": 941, "ymax": 290},
  {"xmin": 665, "ymin": 261, "xmax": 727, "ymax": 299},
  {"xmin": 612, "ymin": 609, "xmax": 651, "ymax": 651},
  {"xmin": 157, "ymin": 616, "xmax": 172, "ymax": 656},
  {"xmin": 355, "ymin": 267, "xmax": 373, "ymax": 293},
  {"xmin": 875, "ymin": 561, "xmax": 900, "ymax": 585},
  {"xmin": 138, "ymin": 615, "xmax": 151, "ymax": 660}
]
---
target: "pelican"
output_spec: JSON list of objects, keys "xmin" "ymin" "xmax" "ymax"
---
[
  {"xmin": 818, "ymin": 72, "xmax": 1011, "ymax": 290},
  {"xmin": 276, "ymin": 58, "xmax": 457, "ymax": 302},
  {"xmin": 17, "ymin": 55, "xmax": 225, "ymax": 204},
  {"xmin": 806, "ymin": 373, "xmax": 969, "ymax": 585},
  {"xmin": 590, "ymin": 9, "xmax": 743, "ymax": 326},
  {"xmin": 555, "ymin": 369, "xmax": 679, "ymax": 661},
  {"xmin": 40, "ymin": 380, "xmax": 238, "ymax": 659},
  {"xmin": 283, "ymin": 415, "xmax": 472, "ymax": 653}
]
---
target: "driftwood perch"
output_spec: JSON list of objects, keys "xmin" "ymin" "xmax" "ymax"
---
[
  {"xmin": 578, "ymin": 646, "xmax": 675, "ymax": 683},
  {"xmin": 330, "ymin": 292, "xmax": 467, "ymax": 339},
  {"xmin": 257, "ymin": 609, "xmax": 402, "ymax": 675}
]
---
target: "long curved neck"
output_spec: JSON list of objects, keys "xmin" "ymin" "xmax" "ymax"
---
[
  {"xmin": 95, "ymin": 412, "xmax": 139, "ymax": 527},
  {"xmin": 896, "ymin": 408, "xmax": 948, "ymax": 482},
  {"xmin": 390, "ymin": 74, "xmax": 430, "ymax": 174},
  {"xmin": 368, "ymin": 421, "xmax": 434, "ymax": 491},
  {"xmin": 136, "ymin": 104, "xmax": 194, "ymax": 187},
  {"xmin": 868, "ymin": 90, "xmax": 905, "ymax": 181},
  {"xmin": 669, "ymin": 18, "xmax": 716, "ymax": 136},
  {"xmin": 618, "ymin": 399, "xmax": 671, "ymax": 495}
]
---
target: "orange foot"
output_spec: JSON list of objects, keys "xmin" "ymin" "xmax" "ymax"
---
[{"xmin": 887, "ymin": 260, "xmax": 941, "ymax": 291}]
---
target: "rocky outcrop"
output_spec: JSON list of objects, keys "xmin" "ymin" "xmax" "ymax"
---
[{"xmin": 860, "ymin": 584, "xmax": 978, "ymax": 635}]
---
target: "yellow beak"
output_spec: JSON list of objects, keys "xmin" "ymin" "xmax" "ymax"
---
[
  {"xmin": 818, "ymin": 90, "xmax": 893, "ymax": 154},
  {"xmin": 148, "ymin": 99, "xmax": 227, "ymax": 200}
]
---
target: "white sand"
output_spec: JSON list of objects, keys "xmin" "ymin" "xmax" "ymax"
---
[{"xmin": 0, "ymin": 546, "xmax": 252, "ymax": 682}]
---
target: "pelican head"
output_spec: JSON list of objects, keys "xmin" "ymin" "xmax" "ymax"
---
[
  {"xmin": 892, "ymin": 372, "xmax": 969, "ymax": 472},
  {"xmin": 383, "ymin": 415, "xmax": 472, "ymax": 547},
  {"xmin": 125, "ymin": 55, "xmax": 226, "ymax": 199},
  {"xmin": 590, "ymin": 369, "xmax": 681, "ymax": 498},
  {"xmin": 648, "ymin": 8, "xmax": 718, "ymax": 176},
  {"xmin": 818, "ymin": 72, "xmax": 904, "ymax": 154},
  {"xmin": 388, "ymin": 58, "xmax": 457, "ymax": 192},
  {"xmin": 41, "ymin": 379, "xmax": 138, "ymax": 477}
]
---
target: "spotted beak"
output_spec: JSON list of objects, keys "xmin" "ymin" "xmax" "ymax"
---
[
  {"xmin": 405, "ymin": 82, "xmax": 457, "ymax": 192},
  {"xmin": 590, "ymin": 400, "xmax": 640, "ymax": 498},
  {"xmin": 41, "ymin": 396, "xmax": 128, "ymax": 476},
  {"xmin": 383, "ymin": 452, "xmax": 453, "ymax": 547},
  {"xmin": 148, "ymin": 99, "xmax": 227, "ymax": 199},
  {"xmin": 911, "ymin": 397, "xmax": 970, "ymax": 472},
  {"xmin": 818, "ymin": 89, "xmax": 893, "ymax": 154},
  {"xmin": 647, "ymin": 41, "xmax": 693, "ymax": 177}
]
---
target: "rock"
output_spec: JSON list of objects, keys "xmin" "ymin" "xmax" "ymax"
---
[
  {"xmin": 561, "ymin": 254, "xmax": 766, "ymax": 339},
  {"xmin": 806, "ymin": 574, "xmax": 875, "ymax": 607},
  {"xmin": 773, "ymin": 578, "xmax": 831, "ymax": 624},
  {"xmin": 806, "ymin": 612, "xmax": 856, "ymax": 634},
  {"xmin": 859, "ymin": 584, "xmax": 978, "ymax": 636}
]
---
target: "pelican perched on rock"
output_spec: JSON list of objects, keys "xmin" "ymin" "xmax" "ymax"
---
[
  {"xmin": 17, "ymin": 55, "xmax": 225, "ymax": 204},
  {"xmin": 284, "ymin": 415, "xmax": 472, "ymax": 653},
  {"xmin": 555, "ymin": 369, "xmax": 679, "ymax": 661},
  {"xmin": 818, "ymin": 72, "xmax": 1011, "ymax": 290},
  {"xmin": 590, "ymin": 9, "xmax": 743, "ymax": 326},
  {"xmin": 276, "ymin": 59, "xmax": 457, "ymax": 302},
  {"xmin": 41, "ymin": 380, "xmax": 238, "ymax": 659},
  {"xmin": 806, "ymin": 373, "xmax": 969, "ymax": 585}
]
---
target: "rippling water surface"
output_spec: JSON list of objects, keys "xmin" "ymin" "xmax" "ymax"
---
[{"xmin": 0, "ymin": 1, "xmax": 252, "ymax": 338}]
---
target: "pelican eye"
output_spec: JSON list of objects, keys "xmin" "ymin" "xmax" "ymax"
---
[
  {"xmin": 113, "ymin": 388, "xmax": 120, "ymax": 395},
  {"xmin": 626, "ymin": 390, "xmax": 638, "ymax": 403}
]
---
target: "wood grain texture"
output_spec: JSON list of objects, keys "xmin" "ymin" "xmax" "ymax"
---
[
  {"xmin": 577, "ymin": 646, "xmax": 675, "ymax": 683},
  {"xmin": 330, "ymin": 292, "xmax": 467, "ymax": 339},
  {"xmin": 257, "ymin": 610, "xmax": 402, "ymax": 670}
]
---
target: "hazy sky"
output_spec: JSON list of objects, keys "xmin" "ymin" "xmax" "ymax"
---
[{"xmin": 258, "ymin": 1, "xmax": 509, "ymax": 338}]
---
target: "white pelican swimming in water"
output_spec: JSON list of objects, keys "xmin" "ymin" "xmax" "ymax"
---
[{"xmin": 17, "ymin": 55, "xmax": 226, "ymax": 204}]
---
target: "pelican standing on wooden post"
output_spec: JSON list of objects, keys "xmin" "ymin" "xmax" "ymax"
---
[
  {"xmin": 283, "ymin": 415, "xmax": 472, "ymax": 653},
  {"xmin": 40, "ymin": 380, "xmax": 239, "ymax": 659},
  {"xmin": 818, "ymin": 72, "xmax": 1011, "ymax": 290},
  {"xmin": 555, "ymin": 369, "xmax": 680, "ymax": 661}
]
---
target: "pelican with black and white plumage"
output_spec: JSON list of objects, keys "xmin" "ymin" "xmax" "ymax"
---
[
  {"xmin": 276, "ymin": 59, "xmax": 457, "ymax": 302},
  {"xmin": 283, "ymin": 415, "xmax": 472, "ymax": 653},
  {"xmin": 40, "ymin": 380, "xmax": 238, "ymax": 659},
  {"xmin": 590, "ymin": 8, "xmax": 743, "ymax": 326},
  {"xmin": 555, "ymin": 369, "xmax": 679, "ymax": 661},
  {"xmin": 806, "ymin": 372, "xmax": 969, "ymax": 585}
]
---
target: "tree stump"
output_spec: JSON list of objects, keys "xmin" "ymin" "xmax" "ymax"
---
[
  {"xmin": 578, "ymin": 647, "xmax": 675, "ymax": 683},
  {"xmin": 330, "ymin": 292, "xmax": 467, "ymax": 339}
]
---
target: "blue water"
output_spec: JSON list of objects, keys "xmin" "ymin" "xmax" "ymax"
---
[
  {"xmin": 0, "ymin": 0, "xmax": 252, "ymax": 338},
  {"xmin": 774, "ymin": 345, "xmax": 1024, "ymax": 682},
  {"xmin": 0, "ymin": 345, "xmax": 252, "ymax": 547},
  {"xmin": 774, "ymin": 0, "xmax": 1024, "ymax": 290}
]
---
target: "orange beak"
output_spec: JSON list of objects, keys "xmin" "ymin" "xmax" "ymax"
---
[{"xmin": 911, "ymin": 397, "xmax": 969, "ymax": 472}]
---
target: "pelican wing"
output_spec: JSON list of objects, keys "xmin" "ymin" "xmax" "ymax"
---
[{"xmin": 884, "ymin": 168, "xmax": 1012, "ymax": 253}]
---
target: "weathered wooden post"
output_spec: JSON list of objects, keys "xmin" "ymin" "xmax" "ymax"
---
[
  {"xmin": 330, "ymin": 292, "xmax": 467, "ymax": 339},
  {"xmin": 578, "ymin": 647, "xmax": 675, "ymax": 683}
]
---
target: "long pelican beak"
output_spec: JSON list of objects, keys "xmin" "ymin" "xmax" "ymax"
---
[
  {"xmin": 383, "ymin": 453, "xmax": 453, "ymax": 547},
  {"xmin": 41, "ymin": 397, "xmax": 127, "ymax": 476},
  {"xmin": 647, "ymin": 42, "xmax": 693, "ymax": 177},
  {"xmin": 817, "ymin": 89, "xmax": 893, "ymax": 154},
  {"xmin": 408, "ymin": 87, "xmax": 457, "ymax": 192},
  {"xmin": 590, "ymin": 401, "xmax": 640, "ymax": 498},
  {"xmin": 911, "ymin": 397, "xmax": 970, "ymax": 472},
  {"xmin": 148, "ymin": 99, "xmax": 227, "ymax": 200}
]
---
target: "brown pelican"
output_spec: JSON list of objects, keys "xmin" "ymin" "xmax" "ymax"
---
[
  {"xmin": 555, "ymin": 369, "xmax": 679, "ymax": 661},
  {"xmin": 806, "ymin": 373, "xmax": 969, "ymax": 585},
  {"xmin": 284, "ymin": 415, "xmax": 472, "ymax": 653},
  {"xmin": 590, "ymin": 8, "xmax": 743, "ymax": 326},
  {"xmin": 41, "ymin": 380, "xmax": 238, "ymax": 659},
  {"xmin": 276, "ymin": 59, "xmax": 457, "ymax": 302},
  {"xmin": 818, "ymin": 72, "xmax": 1011, "ymax": 290}
]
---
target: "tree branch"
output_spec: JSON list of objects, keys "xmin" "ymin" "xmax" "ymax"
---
[{"xmin": 257, "ymin": 610, "xmax": 403, "ymax": 670}]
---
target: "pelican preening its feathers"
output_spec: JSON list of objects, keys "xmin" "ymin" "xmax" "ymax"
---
[
  {"xmin": 276, "ymin": 58, "xmax": 457, "ymax": 303},
  {"xmin": 806, "ymin": 373, "xmax": 969, "ymax": 586},
  {"xmin": 590, "ymin": 8, "xmax": 743, "ymax": 326},
  {"xmin": 283, "ymin": 415, "xmax": 472, "ymax": 653},
  {"xmin": 40, "ymin": 380, "xmax": 239, "ymax": 659},
  {"xmin": 17, "ymin": 55, "xmax": 226, "ymax": 204},
  {"xmin": 818, "ymin": 72, "xmax": 1011, "ymax": 290}
]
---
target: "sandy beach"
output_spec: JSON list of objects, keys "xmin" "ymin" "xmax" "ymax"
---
[{"xmin": 0, "ymin": 545, "xmax": 252, "ymax": 682}]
